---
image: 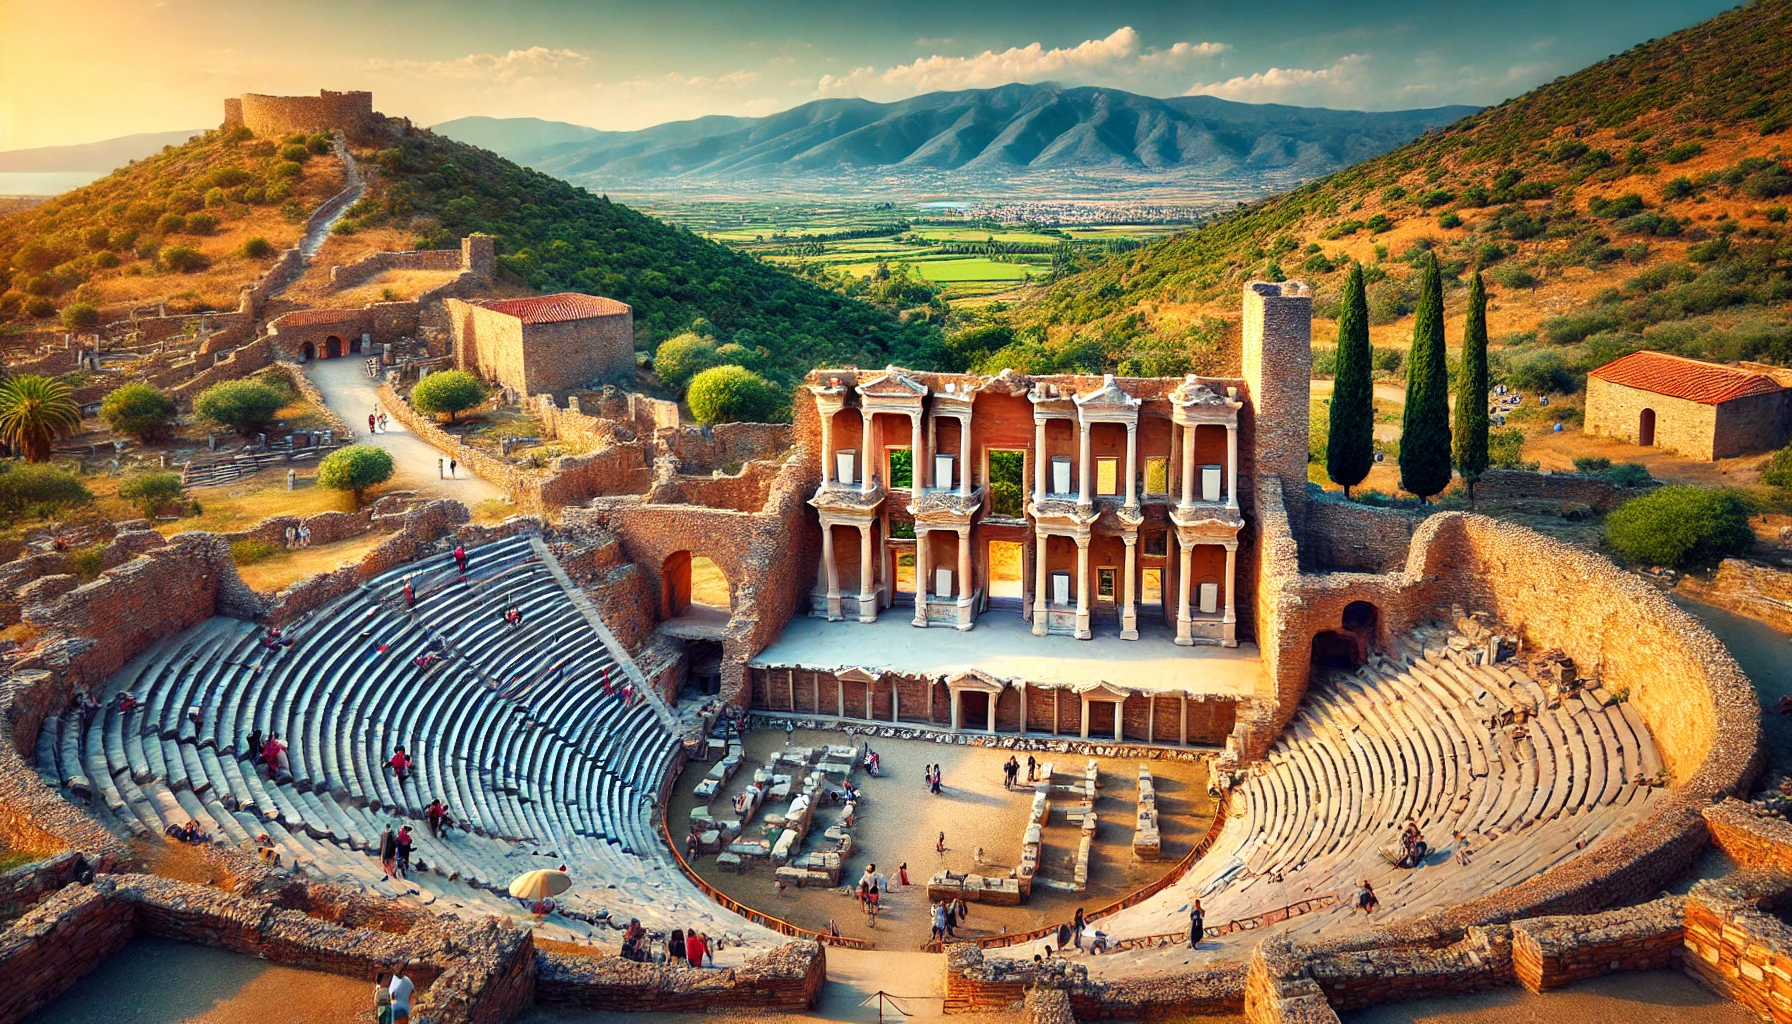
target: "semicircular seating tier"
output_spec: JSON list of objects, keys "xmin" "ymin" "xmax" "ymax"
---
[
  {"xmin": 34, "ymin": 533, "xmax": 772, "ymax": 947},
  {"xmin": 1091, "ymin": 630, "xmax": 1663, "ymax": 944}
]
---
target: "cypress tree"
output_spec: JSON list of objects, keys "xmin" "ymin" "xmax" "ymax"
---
[
  {"xmin": 1399, "ymin": 252, "xmax": 1453, "ymax": 500},
  {"xmin": 1326, "ymin": 262, "xmax": 1375, "ymax": 496},
  {"xmin": 1453, "ymin": 270, "xmax": 1491, "ymax": 499}
]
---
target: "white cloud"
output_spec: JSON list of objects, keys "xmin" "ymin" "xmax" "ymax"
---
[
  {"xmin": 1184, "ymin": 54, "xmax": 1371, "ymax": 106},
  {"xmin": 371, "ymin": 46, "xmax": 588, "ymax": 82},
  {"xmin": 817, "ymin": 27, "xmax": 1228, "ymax": 99}
]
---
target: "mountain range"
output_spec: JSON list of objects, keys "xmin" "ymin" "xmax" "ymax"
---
[
  {"xmin": 434, "ymin": 83, "xmax": 1477, "ymax": 192},
  {"xmin": 0, "ymin": 130, "xmax": 200, "ymax": 173}
]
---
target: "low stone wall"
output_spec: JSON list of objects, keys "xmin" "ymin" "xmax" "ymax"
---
[
  {"xmin": 670, "ymin": 423, "xmax": 793, "ymax": 474},
  {"xmin": 1682, "ymin": 872, "xmax": 1792, "ymax": 1021},
  {"xmin": 0, "ymin": 852, "xmax": 90, "ymax": 921},
  {"xmin": 1679, "ymin": 559, "xmax": 1792, "ymax": 634},
  {"xmin": 329, "ymin": 247, "xmax": 463, "ymax": 290},
  {"xmin": 0, "ymin": 883, "xmax": 134, "ymax": 1024},
  {"xmin": 1704, "ymin": 799, "xmax": 1792, "ymax": 875},
  {"xmin": 166, "ymin": 336, "xmax": 275, "ymax": 405},
  {"xmin": 265, "ymin": 360, "xmax": 357, "ymax": 442},
  {"xmin": 1510, "ymin": 896, "xmax": 1684, "ymax": 992},
  {"xmin": 1471, "ymin": 468, "xmax": 1657, "ymax": 511},
  {"xmin": 533, "ymin": 941, "xmax": 825, "ymax": 1012}
]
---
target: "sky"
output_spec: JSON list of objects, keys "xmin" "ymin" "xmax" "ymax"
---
[{"xmin": 0, "ymin": 0, "xmax": 1741, "ymax": 151}]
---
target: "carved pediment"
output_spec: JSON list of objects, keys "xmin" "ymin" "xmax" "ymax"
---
[
  {"xmin": 1074, "ymin": 681, "xmax": 1131, "ymax": 701},
  {"xmin": 944, "ymin": 668, "xmax": 1006, "ymax": 692},
  {"xmin": 1072, "ymin": 374, "xmax": 1142, "ymax": 414},
  {"xmin": 856, "ymin": 366, "xmax": 929, "ymax": 401},
  {"xmin": 984, "ymin": 368, "xmax": 1034, "ymax": 396},
  {"xmin": 837, "ymin": 666, "xmax": 881, "ymax": 684}
]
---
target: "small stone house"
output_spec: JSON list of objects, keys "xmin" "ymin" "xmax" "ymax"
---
[
  {"xmin": 1584, "ymin": 350, "xmax": 1788, "ymax": 460},
  {"xmin": 445, "ymin": 292, "xmax": 633, "ymax": 402}
]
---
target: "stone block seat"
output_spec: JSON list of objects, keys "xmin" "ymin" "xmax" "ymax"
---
[
  {"xmin": 37, "ymin": 533, "xmax": 772, "ymax": 948},
  {"xmin": 1082, "ymin": 631, "xmax": 1664, "ymax": 946}
]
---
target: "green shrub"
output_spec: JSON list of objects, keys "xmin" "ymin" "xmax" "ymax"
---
[
  {"xmin": 1662, "ymin": 176, "xmax": 1696, "ymax": 200},
  {"xmin": 24, "ymin": 297, "xmax": 54, "ymax": 319},
  {"xmin": 686, "ymin": 365, "xmax": 782, "ymax": 425},
  {"xmin": 331, "ymin": 220, "xmax": 357, "ymax": 235},
  {"xmin": 1572, "ymin": 456, "xmax": 1612, "ymax": 474},
  {"xmin": 93, "ymin": 252, "xmax": 120, "ymax": 269},
  {"xmin": 1605, "ymin": 462, "xmax": 1653, "ymax": 488},
  {"xmin": 208, "ymin": 166, "xmax": 252, "ymax": 188},
  {"xmin": 1487, "ymin": 428, "xmax": 1534, "ymax": 471},
  {"xmin": 1588, "ymin": 193, "xmax": 1645, "ymax": 219},
  {"xmin": 1662, "ymin": 142, "xmax": 1704, "ymax": 164},
  {"xmin": 317, "ymin": 444, "xmax": 395, "ymax": 507},
  {"xmin": 155, "ymin": 212, "xmax": 187, "ymax": 234},
  {"xmin": 118, "ymin": 471, "xmax": 185, "ymax": 518},
  {"xmin": 231, "ymin": 539, "xmax": 282, "ymax": 565},
  {"xmin": 280, "ymin": 144, "xmax": 311, "ymax": 163},
  {"xmin": 160, "ymin": 245, "xmax": 209, "ymax": 273},
  {"xmin": 1605, "ymin": 486, "xmax": 1753, "ymax": 568},
  {"xmin": 409, "ymin": 370, "xmax": 487, "ymax": 424},
  {"xmin": 242, "ymin": 236, "xmax": 274, "ymax": 259},
  {"xmin": 60, "ymin": 301, "xmax": 101, "ymax": 331},
  {"xmin": 0, "ymin": 463, "xmax": 92, "ymax": 515},
  {"xmin": 195, "ymin": 379, "xmax": 285, "ymax": 435},
  {"xmin": 653, "ymin": 332, "xmax": 722, "ymax": 393},
  {"xmin": 185, "ymin": 212, "xmax": 219, "ymax": 235},
  {"xmin": 1766, "ymin": 205, "xmax": 1789, "ymax": 223},
  {"xmin": 1763, "ymin": 445, "xmax": 1792, "ymax": 489},
  {"xmin": 68, "ymin": 547, "xmax": 105, "ymax": 581},
  {"xmin": 269, "ymin": 160, "xmax": 303, "ymax": 180},
  {"xmin": 1438, "ymin": 212, "xmax": 1462, "ymax": 229},
  {"xmin": 100, "ymin": 382, "xmax": 177, "ymax": 441},
  {"xmin": 307, "ymin": 135, "xmax": 332, "ymax": 155}
]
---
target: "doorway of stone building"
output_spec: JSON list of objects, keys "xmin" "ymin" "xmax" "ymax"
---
[
  {"xmin": 349, "ymin": 336, "xmax": 363, "ymax": 355},
  {"xmin": 300, "ymin": 341, "xmax": 316, "ymax": 361},
  {"xmin": 987, "ymin": 540, "xmax": 1023, "ymax": 612},
  {"xmin": 1141, "ymin": 568, "xmax": 1163, "ymax": 613},
  {"xmin": 987, "ymin": 450, "xmax": 1026, "ymax": 518},
  {"xmin": 1639, "ymin": 408, "xmax": 1656, "ymax": 447},
  {"xmin": 893, "ymin": 549, "xmax": 916, "ymax": 606},
  {"xmin": 324, "ymin": 335, "xmax": 343, "ymax": 359},
  {"xmin": 961, "ymin": 690, "xmax": 991, "ymax": 731}
]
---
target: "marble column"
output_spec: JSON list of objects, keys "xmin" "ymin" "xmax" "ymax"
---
[
  {"xmin": 959, "ymin": 415, "xmax": 972, "ymax": 498},
  {"xmin": 1075, "ymin": 534, "xmax": 1091, "ymax": 640},
  {"xmin": 1032, "ymin": 530, "xmax": 1049, "ymax": 637},
  {"xmin": 1180, "ymin": 423, "xmax": 1196, "ymax": 507},
  {"xmin": 912, "ymin": 528, "xmax": 930, "ymax": 627},
  {"xmin": 1033, "ymin": 418, "xmax": 1047, "ymax": 502},
  {"xmin": 823, "ymin": 523, "xmax": 841, "ymax": 621},
  {"xmin": 1077, "ymin": 419, "xmax": 1092, "ymax": 506},
  {"xmin": 858, "ymin": 523, "xmax": 876, "ymax": 622},
  {"xmin": 956, "ymin": 527, "xmax": 974, "ymax": 631},
  {"xmin": 1080, "ymin": 696, "xmax": 1090, "ymax": 740},
  {"xmin": 1175, "ymin": 534, "xmax": 1194, "ymax": 646},
  {"xmin": 1222, "ymin": 543, "xmax": 1239, "ymax": 648},
  {"xmin": 1124, "ymin": 422, "xmax": 1138, "ymax": 508},
  {"xmin": 1121, "ymin": 533, "xmax": 1138, "ymax": 640},
  {"xmin": 910, "ymin": 411, "xmax": 925, "ymax": 491},
  {"xmin": 1226, "ymin": 423, "xmax": 1239, "ymax": 510},
  {"xmin": 860, "ymin": 408, "xmax": 875, "ymax": 493},
  {"xmin": 820, "ymin": 410, "xmax": 834, "ymax": 487}
]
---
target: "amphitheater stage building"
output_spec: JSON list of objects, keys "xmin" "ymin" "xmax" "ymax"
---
[{"xmin": 749, "ymin": 614, "xmax": 1261, "ymax": 742}]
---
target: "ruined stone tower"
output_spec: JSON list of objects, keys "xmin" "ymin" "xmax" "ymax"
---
[{"xmin": 1240, "ymin": 280, "xmax": 1313, "ymax": 534}]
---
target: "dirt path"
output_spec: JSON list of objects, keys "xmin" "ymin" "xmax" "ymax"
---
[
  {"xmin": 298, "ymin": 138, "xmax": 364, "ymax": 265},
  {"xmin": 306, "ymin": 358, "xmax": 505, "ymax": 506}
]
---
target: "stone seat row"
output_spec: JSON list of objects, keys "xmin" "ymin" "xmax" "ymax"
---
[
  {"xmin": 1162, "ymin": 639, "xmax": 1662, "ymax": 939},
  {"xmin": 35, "ymin": 535, "xmax": 741, "ymax": 943}
]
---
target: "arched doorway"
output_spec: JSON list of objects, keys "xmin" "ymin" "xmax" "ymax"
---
[
  {"xmin": 662, "ymin": 551, "xmax": 730, "ymax": 620},
  {"xmin": 300, "ymin": 341, "xmax": 315, "ymax": 361},
  {"xmin": 1311, "ymin": 601, "xmax": 1381, "ymax": 670},
  {"xmin": 349, "ymin": 335, "xmax": 363, "ymax": 354},
  {"xmin": 685, "ymin": 640, "xmax": 723, "ymax": 697},
  {"xmin": 325, "ymin": 336, "xmax": 343, "ymax": 359},
  {"xmin": 662, "ymin": 551, "xmax": 693, "ymax": 618},
  {"xmin": 1638, "ymin": 408, "xmax": 1656, "ymax": 447}
]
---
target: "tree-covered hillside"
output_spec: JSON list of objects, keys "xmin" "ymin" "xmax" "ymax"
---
[
  {"xmin": 334, "ymin": 131, "xmax": 942, "ymax": 382},
  {"xmin": 986, "ymin": 0, "xmax": 1792, "ymax": 382}
]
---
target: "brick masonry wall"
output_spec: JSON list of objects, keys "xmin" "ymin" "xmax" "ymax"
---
[
  {"xmin": 521, "ymin": 314, "xmax": 634, "ymax": 399},
  {"xmin": 534, "ymin": 940, "xmax": 825, "ymax": 1012},
  {"xmin": 1467, "ymin": 468, "xmax": 1658, "ymax": 512},
  {"xmin": 1681, "ymin": 873, "xmax": 1792, "ymax": 1021},
  {"xmin": 0, "ymin": 884, "xmax": 134, "ymax": 1024},
  {"xmin": 1509, "ymin": 896, "xmax": 1683, "ymax": 992},
  {"xmin": 1240, "ymin": 282, "xmax": 1312, "ymax": 537},
  {"xmin": 0, "ymin": 852, "xmax": 90, "ymax": 920},
  {"xmin": 328, "ymin": 247, "xmax": 463, "ymax": 290},
  {"xmin": 1300, "ymin": 496, "xmax": 1423, "ymax": 573},
  {"xmin": 236, "ymin": 91, "xmax": 375, "ymax": 139},
  {"xmin": 1703, "ymin": 799, "xmax": 1792, "ymax": 874}
]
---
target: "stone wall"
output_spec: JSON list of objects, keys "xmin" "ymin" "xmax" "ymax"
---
[
  {"xmin": 1469, "ymin": 468, "xmax": 1658, "ymax": 511},
  {"xmin": 230, "ymin": 90, "xmax": 376, "ymax": 140},
  {"xmin": 1509, "ymin": 896, "xmax": 1683, "ymax": 992},
  {"xmin": 1300, "ymin": 495, "xmax": 1422, "ymax": 573},
  {"xmin": 329, "ymin": 248, "xmax": 462, "ymax": 289},
  {"xmin": 446, "ymin": 299, "xmax": 634, "ymax": 401},
  {"xmin": 671, "ymin": 423, "xmax": 794, "ymax": 474},
  {"xmin": 533, "ymin": 941, "xmax": 825, "ymax": 1012},
  {"xmin": 1240, "ymin": 281, "xmax": 1312, "ymax": 536},
  {"xmin": 1678, "ymin": 559, "xmax": 1792, "ymax": 634},
  {"xmin": 166, "ymin": 336, "xmax": 275, "ymax": 405},
  {"xmin": 1682, "ymin": 872, "xmax": 1792, "ymax": 1021},
  {"xmin": 0, "ymin": 852, "xmax": 90, "ymax": 921},
  {"xmin": 1703, "ymin": 799, "xmax": 1792, "ymax": 875},
  {"xmin": 0, "ymin": 883, "xmax": 134, "ymax": 1023}
]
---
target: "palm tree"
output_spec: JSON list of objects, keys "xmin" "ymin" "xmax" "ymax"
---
[{"xmin": 0, "ymin": 374, "xmax": 82, "ymax": 462}]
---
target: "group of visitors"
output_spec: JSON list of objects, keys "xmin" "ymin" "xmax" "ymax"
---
[
  {"xmin": 379, "ymin": 824, "xmax": 415, "ymax": 882},
  {"xmin": 425, "ymin": 799, "xmax": 455, "ymax": 838},
  {"xmin": 925, "ymin": 764, "xmax": 944, "ymax": 795},
  {"xmin": 617, "ymin": 919, "xmax": 716, "ymax": 966},
  {"xmin": 368, "ymin": 410, "xmax": 391, "ymax": 434},
  {"xmin": 281, "ymin": 523, "xmax": 313, "ymax": 549},
  {"xmin": 372, "ymin": 966, "xmax": 414, "ymax": 1024},
  {"xmin": 244, "ymin": 730, "xmax": 290, "ymax": 781},
  {"xmin": 1001, "ymin": 756, "xmax": 1024, "ymax": 790},
  {"xmin": 861, "ymin": 748, "xmax": 881, "ymax": 776},
  {"xmin": 1035, "ymin": 908, "xmax": 1112, "ymax": 956},
  {"xmin": 1395, "ymin": 820, "xmax": 1428, "ymax": 869},
  {"xmin": 163, "ymin": 819, "xmax": 210, "ymax": 844},
  {"xmin": 260, "ymin": 626, "xmax": 296, "ymax": 655},
  {"xmin": 855, "ymin": 863, "xmax": 890, "ymax": 924}
]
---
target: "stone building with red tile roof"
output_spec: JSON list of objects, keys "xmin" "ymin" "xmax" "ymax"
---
[
  {"xmin": 1584, "ymin": 350, "xmax": 1788, "ymax": 459},
  {"xmin": 444, "ymin": 291, "xmax": 634, "ymax": 400}
]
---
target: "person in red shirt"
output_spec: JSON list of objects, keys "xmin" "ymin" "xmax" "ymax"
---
[
  {"xmin": 388, "ymin": 747, "xmax": 413, "ymax": 781},
  {"xmin": 685, "ymin": 930, "xmax": 707, "ymax": 967}
]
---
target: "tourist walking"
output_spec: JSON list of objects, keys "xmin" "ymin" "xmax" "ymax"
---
[
  {"xmin": 402, "ymin": 575, "xmax": 415, "ymax": 610},
  {"xmin": 246, "ymin": 728, "xmax": 263, "ymax": 767},
  {"xmin": 395, "ymin": 825, "xmax": 414, "ymax": 878},
  {"xmin": 931, "ymin": 902, "xmax": 947, "ymax": 942},
  {"xmin": 1073, "ymin": 908, "xmax": 1087, "ymax": 949},
  {"xmin": 1189, "ymin": 899, "xmax": 1205, "ymax": 948},
  {"xmin": 1055, "ymin": 922, "xmax": 1072, "ymax": 952},
  {"xmin": 374, "ymin": 974, "xmax": 393, "ymax": 1024},
  {"xmin": 379, "ymin": 826, "xmax": 398, "ymax": 881},
  {"xmin": 1026, "ymin": 755, "xmax": 1037, "ymax": 783},
  {"xmin": 668, "ymin": 928, "xmax": 686, "ymax": 964},
  {"xmin": 898, "ymin": 861, "xmax": 910, "ymax": 886},
  {"xmin": 936, "ymin": 831, "xmax": 946, "ymax": 856},
  {"xmin": 426, "ymin": 799, "xmax": 452, "ymax": 838},
  {"xmin": 449, "ymin": 458, "xmax": 458, "ymax": 479},
  {"xmin": 298, "ymin": 523, "xmax": 311, "ymax": 547},
  {"xmin": 369, "ymin": 413, "xmax": 378, "ymax": 435},
  {"xmin": 454, "ymin": 544, "xmax": 468, "ymax": 575},
  {"xmin": 285, "ymin": 524, "xmax": 297, "ymax": 549}
]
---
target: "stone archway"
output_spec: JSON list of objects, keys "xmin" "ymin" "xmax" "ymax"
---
[
  {"xmin": 300, "ymin": 341, "xmax": 315, "ymax": 361},
  {"xmin": 325, "ymin": 335, "xmax": 343, "ymax": 359},
  {"xmin": 1639, "ymin": 408, "xmax": 1656, "ymax": 447},
  {"xmin": 662, "ymin": 551, "xmax": 693, "ymax": 618},
  {"xmin": 349, "ymin": 335, "xmax": 363, "ymax": 355}
]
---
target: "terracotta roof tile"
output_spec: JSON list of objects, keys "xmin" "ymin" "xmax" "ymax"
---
[
  {"xmin": 273, "ymin": 309, "xmax": 365, "ymax": 327},
  {"xmin": 1588, "ymin": 350, "xmax": 1783, "ymax": 405},
  {"xmin": 476, "ymin": 292, "xmax": 630, "ymax": 325}
]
